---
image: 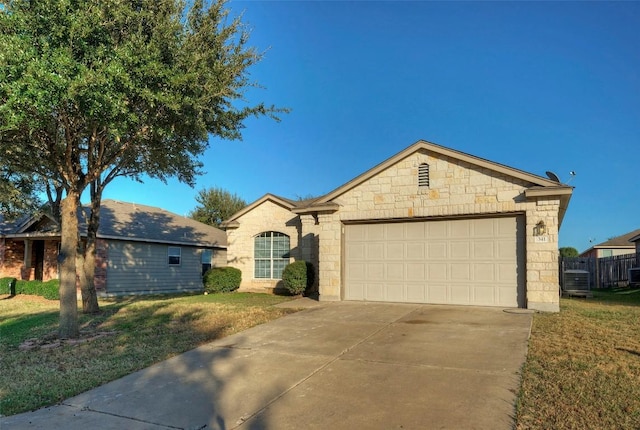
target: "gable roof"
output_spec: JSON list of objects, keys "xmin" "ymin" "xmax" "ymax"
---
[
  {"xmin": 221, "ymin": 193, "xmax": 315, "ymax": 227},
  {"xmin": 94, "ymin": 200, "xmax": 226, "ymax": 247},
  {"xmin": 1, "ymin": 200, "xmax": 226, "ymax": 248},
  {"xmin": 224, "ymin": 139, "xmax": 574, "ymax": 225},
  {"xmin": 583, "ymin": 228, "xmax": 640, "ymax": 253},
  {"xmin": 312, "ymin": 140, "xmax": 567, "ymax": 205}
]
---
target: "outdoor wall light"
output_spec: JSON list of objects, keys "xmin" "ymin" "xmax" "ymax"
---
[{"xmin": 533, "ymin": 221, "xmax": 547, "ymax": 237}]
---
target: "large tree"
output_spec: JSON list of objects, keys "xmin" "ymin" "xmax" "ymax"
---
[
  {"xmin": 190, "ymin": 186, "xmax": 247, "ymax": 228},
  {"xmin": 0, "ymin": 0, "xmax": 285, "ymax": 338}
]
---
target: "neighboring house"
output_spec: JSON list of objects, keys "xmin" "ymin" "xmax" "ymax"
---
[
  {"xmin": 0, "ymin": 200, "xmax": 227, "ymax": 296},
  {"xmin": 223, "ymin": 140, "xmax": 573, "ymax": 312},
  {"xmin": 580, "ymin": 229, "xmax": 640, "ymax": 259},
  {"xmin": 631, "ymin": 233, "xmax": 640, "ymax": 255}
]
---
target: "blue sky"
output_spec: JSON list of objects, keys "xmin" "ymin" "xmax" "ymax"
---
[{"xmin": 102, "ymin": 1, "xmax": 640, "ymax": 253}]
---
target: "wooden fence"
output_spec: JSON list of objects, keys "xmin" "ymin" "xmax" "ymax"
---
[{"xmin": 560, "ymin": 252, "xmax": 640, "ymax": 289}]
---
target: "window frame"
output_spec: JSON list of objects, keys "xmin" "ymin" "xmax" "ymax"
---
[
  {"xmin": 254, "ymin": 231, "xmax": 290, "ymax": 280},
  {"xmin": 168, "ymin": 246, "xmax": 182, "ymax": 266},
  {"xmin": 201, "ymin": 249, "xmax": 213, "ymax": 275}
]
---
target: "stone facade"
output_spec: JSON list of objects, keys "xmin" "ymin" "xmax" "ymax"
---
[
  {"xmin": 224, "ymin": 141, "xmax": 572, "ymax": 312},
  {"xmin": 226, "ymin": 199, "xmax": 303, "ymax": 291}
]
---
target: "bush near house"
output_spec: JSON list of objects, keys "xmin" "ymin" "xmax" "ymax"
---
[
  {"xmin": 15, "ymin": 279, "xmax": 60, "ymax": 300},
  {"xmin": 282, "ymin": 260, "xmax": 315, "ymax": 295},
  {"xmin": 0, "ymin": 277, "xmax": 17, "ymax": 295},
  {"xmin": 203, "ymin": 267, "xmax": 242, "ymax": 293},
  {"xmin": 0, "ymin": 278, "xmax": 60, "ymax": 300}
]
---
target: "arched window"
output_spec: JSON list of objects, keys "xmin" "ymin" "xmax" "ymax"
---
[
  {"xmin": 418, "ymin": 163, "xmax": 430, "ymax": 187},
  {"xmin": 254, "ymin": 232, "xmax": 290, "ymax": 279}
]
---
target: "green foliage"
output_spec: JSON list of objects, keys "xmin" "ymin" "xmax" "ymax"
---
[
  {"xmin": 559, "ymin": 247, "xmax": 579, "ymax": 257},
  {"xmin": 0, "ymin": 277, "xmax": 17, "ymax": 295},
  {"xmin": 203, "ymin": 267, "xmax": 242, "ymax": 293},
  {"xmin": 0, "ymin": 0, "xmax": 286, "ymax": 337},
  {"xmin": 282, "ymin": 260, "xmax": 315, "ymax": 295},
  {"xmin": 0, "ymin": 169, "xmax": 42, "ymax": 220},
  {"xmin": 190, "ymin": 186, "xmax": 247, "ymax": 227},
  {"xmin": 14, "ymin": 280, "xmax": 60, "ymax": 300}
]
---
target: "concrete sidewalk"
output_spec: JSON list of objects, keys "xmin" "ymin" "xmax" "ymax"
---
[{"xmin": 2, "ymin": 302, "xmax": 532, "ymax": 430}]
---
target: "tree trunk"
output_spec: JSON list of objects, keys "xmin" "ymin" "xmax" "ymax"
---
[
  {"xmin": 80, "ymin": 185, "xmax": 101, "ymax": 314},
  {"xmin": 80, "ymin": 238, "xmax": 100, "ymax": 313},
  {"xmin": 59, "ymin": 192, "xmax": 79, "ymax": 339}
]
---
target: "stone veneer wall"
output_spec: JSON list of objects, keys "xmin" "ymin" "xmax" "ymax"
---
[
  {"xmin": 313, "ymin": 149, "xmax": 562, "ymax": 311},
  {"xmin": 226, "ymin": 200, "xmax": 302, "ymax": 292}
]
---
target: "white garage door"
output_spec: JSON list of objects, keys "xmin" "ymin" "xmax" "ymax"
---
[{"xmin": 344, "ymin": 216, "xmax": 525, "ymax": 307}]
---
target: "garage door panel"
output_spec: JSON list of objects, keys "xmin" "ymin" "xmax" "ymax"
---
[
  {"xmin": 345, "ymin": 282, "xmax": 364, "ymax": 300},
  {"xmin": 406, "ymin": 222, "xmax": 425, "ymax": 239},
  {"xmin": 474, "ymin": 263, "xmax": 495, "ymax": 282},
  {"xmin": 386, "ymin": 263, "xmax": 404, "ymax": 280},
  {"xmin": 473, "ymin": 286, "xmax": 497, "ymax": 305},
  {"xmin": 366, "ymin": 263, "xmax": 383, "ymax": 279},
  {"xmin": 427, "ymin": 263, "xmax": 448, "ymax": 280},
  {"xmin": 427, "ymin": 285, "xmax": 448, "ymax": 304},
  {"xmin": 365, "ymin": 284, "xmax": 385, "ymax": 301},
  {"xmin": 427, "ymin": 242, "xmax": 447, "ymax": 259},
  {"xmin": 473, "ymin": 241, "xmax": 495, "ymax": 259},
  {"xmin": 346, "ymin": 243, "xmax": 366, "ymax": 259},
  {"xmin": 474, "ymin": 218, "xmax": 495, "ymax": 237},
  {"xmin": 368, "ymin": 225, "xmax": 384, "ymax": 240},
  {"xmin": 344, "ymin": 217, "xmax": 523, "ymax": 307},
  {"xmin": 450, "ymin": 242, "xmax": 470, "ymax": 259},
  {"xmin": 406, "ymin": 243, "xmax": 425, "ymax": 259},
  {"xmin": 406, "ymin": 284, "xmax": 426, "ymax": 301},
  {"xmin": 386, "ymin": 223, "xmax": 405, "ymax": 240},
  {"xmin": 367, "ymin": 243, "xmax": 384, "ymax": 259},
  {"xmin": 451, "ymin": 285, "xmax": 471, "ymax": 303},
  {"xmin": 451, "ymin": 263, "xmax": 471, "ymax": 280},
  {"xmin": 406, "ymin": 263, "xmax": 426, "ymax": 280},
  {"xmin": 386, "ymin": 283, "xmax": 405, "ymax": 301},
  {"xmin": 386, "ymin": 243, "xmax": 405, "ymax": 260}
]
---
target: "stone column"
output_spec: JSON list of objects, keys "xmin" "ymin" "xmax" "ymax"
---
[{"xmin": 317, "ymin": 213, "xmax": 341, "ymax": 301}]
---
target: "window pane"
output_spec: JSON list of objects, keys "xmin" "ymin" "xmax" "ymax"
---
[
  {"xmin": 168, "ymin": 247, "xmax": 181, "ymax": 265},
  {"xmin": 255, "ymin": 259, "xmax": 271, "ymax": 278},
  {"xmin": 272, "ymin": 234, "xmax": 290, "ymax": 258},
  {"xmin": 254, "ymin": 235, "xmax": 270, "ymax": 258},
  {"xmin": 201, "ymin": 249, "xmax": 213, "ymax": 264},
  {"xmin": 273, "ymin": 259, "xmax": 288, "ymax": 279}
]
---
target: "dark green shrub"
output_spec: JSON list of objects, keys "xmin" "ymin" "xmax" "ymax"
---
[
  {"xmin": 0, "ymin": 277, "xmax": 17, "ymax": 295},
  {"xmin": 282, "ymin": 260, "xmax": 315, "ymax": 295},
  {"xmin": 203, "ymin": 267, "xmax": 241, "ymax": 293},
  {"xmin": 14, "ymin": 279, "xmax": 60, "ymax": 300}
]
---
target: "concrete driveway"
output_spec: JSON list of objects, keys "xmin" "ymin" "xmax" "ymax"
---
[{"xmin": 2, "ymin": 301, "xmax": 532, "ymax": 430}]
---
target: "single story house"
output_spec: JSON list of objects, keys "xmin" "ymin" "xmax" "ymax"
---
[
  {"xmin": 579, "ymin": 228, "xmax": 640, "ymax": 259},
  {"xmin": 223, "ymin": 140, "xmax": 573, "ymax": 312},
  {"xmin": 0, "ymin": 199, "xmax": 227, "ymax": 296}
]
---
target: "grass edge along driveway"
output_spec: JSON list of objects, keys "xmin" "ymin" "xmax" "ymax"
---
[
  {"xmin": 516, "ymin": 289, "xmax": 640, "ymax": 430},
  {"xmin": 0, "ymin": 292, "xmax": 299, "ymax": 417}
]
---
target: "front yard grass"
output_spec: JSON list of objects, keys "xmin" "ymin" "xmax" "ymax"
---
[
  {"xmin": 0, "ymin": 292, "xmax": 298, "ymax": 417},
  {"xmin": 516, "ymin": 288, "xmax": 640, "ymax": 429}
]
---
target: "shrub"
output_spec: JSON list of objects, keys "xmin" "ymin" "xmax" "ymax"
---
[
  {"xmin": 15, "ymin": 279, "xmax": 60, "ymax": 300},
  {"xmin": 203, "ymin": 267, "xmax": 241, "ymax": 293},
  {"xmin": 0, "ymin": 277, "xmax": 17, "ymax": 295},
  {"xmin": 282, "ymin": 260, "xmax": 315, "ymax": 296}
]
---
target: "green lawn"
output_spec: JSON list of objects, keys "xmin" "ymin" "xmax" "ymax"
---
[
  {"xmin": 516, "ymin": 289, "xmax": 640, "ymax": 429},
  {"xmin": 0, "ymin": 292, "xmax": 298, "ymax": 416}
]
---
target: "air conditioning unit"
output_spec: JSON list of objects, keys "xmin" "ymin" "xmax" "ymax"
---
[
  {"xmin": 562, "ymin": 269, "xmax": 591, "ymax": 297},
  {"xmin": 629, "ymin": 268, "xmax": 640, "ymax": 287}
]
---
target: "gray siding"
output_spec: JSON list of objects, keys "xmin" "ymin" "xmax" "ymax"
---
[{"xmin": 105, "ymin": 240, "xmax": 211, "ymax": 294}]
